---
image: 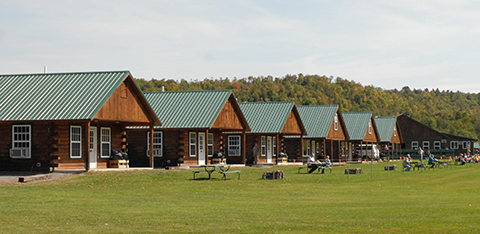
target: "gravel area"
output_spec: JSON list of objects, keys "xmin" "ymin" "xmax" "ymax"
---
[{"xmin": 0, "ymin": 170, "xmax": 84, "ymax": 185}]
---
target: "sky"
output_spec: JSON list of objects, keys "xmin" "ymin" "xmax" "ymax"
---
[{"xmin": 1, "ymin": 1, "xmax": 480, "ymax": 93}]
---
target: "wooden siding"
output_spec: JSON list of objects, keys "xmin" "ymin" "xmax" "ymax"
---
[
  {"xmin": 127, "ymin": 129, "xmax": 230, "ymax": 167},
  {"xmin": 389, "ymin": 123, "xmax": 402, "ymax": 144},
  {"xmin": 94, "ymin": 80, "xmax": 151, "ymax": 124},
  {"xmin": 326, "ymin": 114, "xmax": 347, "ymax": 140},
  {"xmin": 398, "ymin": 115, "xmax": 445, "ymax": 149},
  {"xmin": 398, "ymin": 115, "xmax": 474, "ymax": 156},
  {"xmin": 281, "ymin": 111, "xmax": 303, "ymax": 135},
  {"xmin": 284, "ymin": 138, "xmax": 302, "ymax": 161},
  {"xmin": 211, "ymin": 98, "xmax": 244, "ymax": 131},
  {"xmin": 362, "ymin": 119, "xmax": 378, "ymax": 143}
]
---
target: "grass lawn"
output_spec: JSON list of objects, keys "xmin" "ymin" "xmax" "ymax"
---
[{"xmin": 1, "ymin": 161, "xmax": 480, "ymax": 233}]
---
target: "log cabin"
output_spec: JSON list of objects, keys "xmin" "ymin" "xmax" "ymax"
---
[
  {"xmin": 397, "ymin": 114, "xmax": 477, "ymax": 157},
  {"xmin": 0, "ymin": 71, "xmax": 161, "ymax": 171},
  {"xmin": 342, "ymin": 112, "xmax": 380, "ymax": 161},
  {"xmin": 285, "ymin": 105, "xmax": 349, "ymax": 163},
  {"xmin": 374, "ymin": 116, "xmax": 403, "ymax": 159},
  {"xmin": 126, "ymin": 90, "xmax": 250, "ymax": 167},
  {"xmin": 229, "ymin": 102, "xmax": 306, "ymax": 165}
]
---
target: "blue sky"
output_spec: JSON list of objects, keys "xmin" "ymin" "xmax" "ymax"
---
[{"xmin": 1, "ymin": 1, "xmax": 480, "ymax": 93}]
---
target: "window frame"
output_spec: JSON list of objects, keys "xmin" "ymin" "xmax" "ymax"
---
[
  {"xmin": 189, "ymin": 132, "xmax": 197, "ymax": 158},
  {"xmin": 334, "ymin": 113, "xmax": 338, "ymax": 131},
  {"xmin": 303, "ymin": 140, "xmax": 311, "ymax": 157},
  {"xmin": 433, "ymin": 141, "xmax": 441, "ymax": 150},
  {"xmin": 227, "ymin": 135, "xmax": 241, "ymax": 157},
  {"xmin": 422, "ymin": 141, "xmax": 430, "ymax": 150},
  {"xmin": 261, "ymin": 136, "xmax": 266, "ymax": 157},
  {"xmin": 450, "ymin": 141, "xmax": 459, "ymax": 149},
  {"xmin": 100, "ymin": 127, "xmax": 111, "ymax": 159},
  {"xmin": 11, "ymin": 124, "xmax": 32, "ymax": 159},
  {"xmin": 411, "ymin": 141, "xmax": 418, "ymax": 149},
  {"xmin": 147, "ymin": 131, "xmax": 163, "ymax": 157},
  {"xmin": 272, "ymin": 136, "xmax": 277, "ymax": 157},
  {"xmin": 70, "ymin": 125, "xmax": 82, "ymax": 159},
  {"xmin": 207, "ymin": 133, "xmax": 214, "ymax": 157}
]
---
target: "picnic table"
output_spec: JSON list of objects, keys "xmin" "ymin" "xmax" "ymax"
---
[
  {"xmin": 192, "ymin": 164, "xmax": 241, "ymax": 180},
  {"xmin": 436, "ymin": 160, "xmax": 452, "ymax": 168},
  {"xmin": 409, "ymin": 160, "xmax": 427, "ymax": 171},
  {"xmin": 298, "ymin": 162, "xmax": 331, "ymax": 174}
]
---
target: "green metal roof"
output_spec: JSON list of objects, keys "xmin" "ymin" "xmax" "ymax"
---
[
  {"xmin": 296, "ymin": 105, "xmax": 339, "ymax": 138},
  {"xmin": 0, "ymin": 71, "xmax": 131, "ymax": 121},
  {"xmin": 342, "ymin": 112, "xmax": 373, "ymax": 141},
  {"xmin": 239, "ymin": 102, "xmax": 299, "ymax": 134},
  {"xmin": 144, "ymin": 90, "xmax": 239, "ymax": 129},
  {"xmin": 374, "ymin": 116, "xmax": 398, "ymax": 142}
]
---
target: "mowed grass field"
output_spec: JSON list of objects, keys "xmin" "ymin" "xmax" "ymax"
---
[{"xmin": 1, "ymin": 162, "xmax": 480, "ymax": 233}]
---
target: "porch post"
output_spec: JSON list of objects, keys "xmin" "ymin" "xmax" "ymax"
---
[
  {"xmin": 242, "ymin": 131, "xmax": 246, "ymax": 164},
  {"xmin": 300, "ymin": 135, "xmax": 303, "ymax": 162},
  {"xmin": 85, "ymin": 122, "xmax": 91, "ymax": 171},
  {"xmin": 206, "ymin": 129, "xmax": 209, "ymax": 165},
  {"xmin": 149, "ymin": 123, "xmax": 154, "ymax": 168},
  {"xmin": 276, "ymin": 134, "xmax": 280, "ymax": 162}
]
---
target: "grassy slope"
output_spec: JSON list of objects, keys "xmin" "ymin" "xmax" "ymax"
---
[{"xmin": 1, "ymin": 162, "xmax": 479, "ymax": 233}]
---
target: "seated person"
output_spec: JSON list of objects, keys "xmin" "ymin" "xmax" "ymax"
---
[
  {"xmin": 457, "ymin": 154, "xmax": 466, "ymax": 165},
  {"xmin": 321, "ymin": 155, "xmax": 331, "ymax": 174},
  {"xmin": 403, "ymin": 154, "xmax": 412, "ymax": 171},
  {"xmin": 307, "ymin": 153, "xmax": 318, "ymax": 173},
  {"xmin": 427, "ymin": 154, "xmax": 437, "ymax": 168}
]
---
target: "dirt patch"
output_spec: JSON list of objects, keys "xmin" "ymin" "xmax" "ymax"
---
[{"xmin": 0, "ymin": 170, "xmax": 84, "ymax": 186}]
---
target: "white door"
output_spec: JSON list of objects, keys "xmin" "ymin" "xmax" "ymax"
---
[
  {"xmin": 198, "ymin": 132, "xmax": 206, "ymax": 165},
  {"xmin": 267, "ymin": 136, "xmax": 272, "ymax": 163},
  {"xmin": 89, "ymin": 127, "xmax": 98, "ymax": 169}
]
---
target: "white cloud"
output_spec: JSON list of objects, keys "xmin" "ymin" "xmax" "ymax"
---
[{"xmin": 1, "ymin": 1, "xmax": 480, "ymax": 93}]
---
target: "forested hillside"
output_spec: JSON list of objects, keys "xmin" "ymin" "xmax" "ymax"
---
[{"xmin": 135, "ymin": 74, "xmax": 480, "ymax": 139}]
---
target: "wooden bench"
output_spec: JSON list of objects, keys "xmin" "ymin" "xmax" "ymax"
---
[
  {"xmin": 414, "ymin": 164, "xmax": 427, "ymax": 171},
  {"xmin": 319, "ymin": 166, "xmax": 332, "ymax": 174},
  {"xmin": 192, "ymin": 169, "xmax": 215, "ymax": 180},
  {"xmin": 219, "ymin": 170, "xmax": 241, "ymax": 180},
  {"xmin": 298, "ymin": 166, "xmax": 317, "ymax": 173}
]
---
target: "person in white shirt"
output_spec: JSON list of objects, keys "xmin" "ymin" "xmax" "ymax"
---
[{"xmin": 307, "ymin": 153, "xmax": 318, "ymax": 173}]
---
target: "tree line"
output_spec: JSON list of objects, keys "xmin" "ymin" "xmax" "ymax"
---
[{"xmin": 135, "ymin": 74, "xmax": 480, "ymax": 140}]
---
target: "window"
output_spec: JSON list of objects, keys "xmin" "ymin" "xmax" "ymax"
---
[
  {"xmin": 208, "ymin": 133, "xmax": 214, "ymax": 157},
  {"xmin": 100, "ymin": 127, "xmax": 111, "ymax": 158},
  {"xmin": 11, "ymin": 125, "xmax": 31, "ymax": 158},
  {"xmin": 70, "ymin": 126, "xmax": 82, "ymax": 159},
  {"xmin": 434, "ymin": 141, "xmax": 441, "ymax": 150},
  {"xmin": 368, "ymin": 120, "xmax": 372, "ymax": 135},
  {"xmin": 261, "ymin": 136, "xmax": 266, "ymax": 157},
  {"xmin": 273, "ymin": 136, "xmax": 277, "ymax": 157},
  {"xmin": 147, "ymin": 131, "xmax": 163, "ymax": 157},
  {"xmin": 189, "ymin": 132, "xmax": 197, "ymax": 157},
  {"xmin": 334, "ymin": 113, "xmax": 338, "ymax": 131},
  {"xmin": 422, "ymin": 141, "xmax": 430, "ymax": 150},
  {"xmin": 228, "ymin": 135, "xmax": 241, "ymax": 156},
  {"xmin": 393, "ymin": 127, "xmax": 397, "ymax": 137},
  {"xmin": 411, "ymin": 141, "xmax": 418, "ymax": 149},
  {"xmin": 450, "ymin": 141, "xmax": 459, "ymax": 149},
  {"xmin": 462, "ymin": 141, "xmax": 469, "ymax": 149},
  {"xmin": 303, "ymin": 140, "xmax": 311, "ymax": 157},
  {"xmin": 316, "ymin": 142, "xmax": 320, "ymax": 154}
]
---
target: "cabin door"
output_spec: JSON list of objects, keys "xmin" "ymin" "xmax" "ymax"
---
[
  {"xmin": 198, "ymin": 132, "xmax": 206, "ymax": 165},
  {"xmin": 89, "ymin": 127, "xmax": 98, "ymax": 169},
  {"xmin": 266, "ymin": 136, "xmax": 273, "ymax": 163}
]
